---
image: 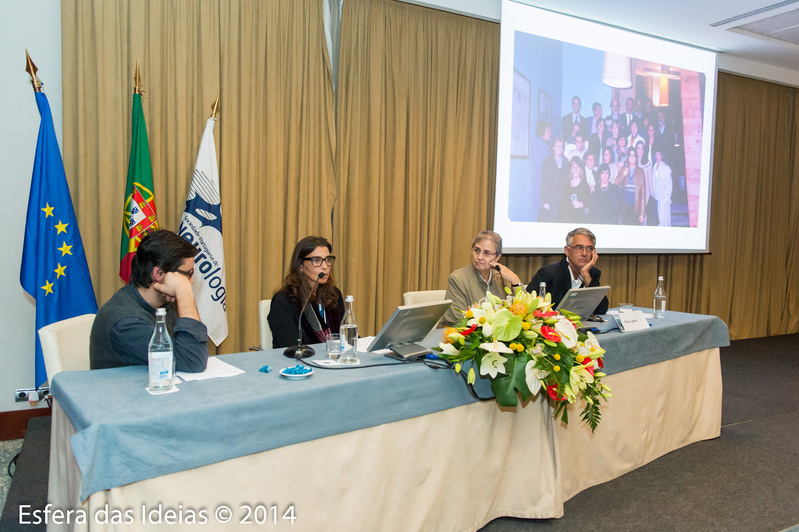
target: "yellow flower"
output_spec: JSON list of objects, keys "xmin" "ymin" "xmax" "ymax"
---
[
  {"xmin": 465, "ymin": 310, "xmax": 474, "ymax": 319},
  {"xmin": 479, "ymin": 316, "xmax": 486, "ymax": 324},
  {"xmin": 442, "ymin": 327, "xmax": 458, "ymax": 344},
  {"xmin": 575, "ymin": 354, "xmax": 585, "ymax": 363},
  {"xmin": 553, "ymin": 365, "xmax": 561, "ymax": 372},
  {"xmin": 509, "ymin": 302, "xmax": 526, "ymax": 316},
  {"xmin": 522, "ymin": 321, "xmax": 531, "ymax": 330},
  {"xmin": 553, "ymin": 354, "xmax": 561, "ymax": 361}
]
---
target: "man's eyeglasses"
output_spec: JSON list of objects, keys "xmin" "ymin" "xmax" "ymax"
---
[
  {"xmin": 568, "ymin": 245, "xmax": 595, "ymax": 253},
  {"xmin": 175, "ymin": 268, "xmax": 195, "ymax": 279},
  {"xmin": 303, "ymin": 256, "xmax": 336, "ymax": 267},
  {"xmin": 472, "ymin": 247, "xmax": 497, "ymax": 258}
]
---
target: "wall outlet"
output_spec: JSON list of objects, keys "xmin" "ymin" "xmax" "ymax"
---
[{"xmin": 14, "ymin": 387, "xmax": 49, "ymax": 402}]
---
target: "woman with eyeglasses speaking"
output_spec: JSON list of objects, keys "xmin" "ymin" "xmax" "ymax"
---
[
  {"xmin": 267, "ymin": 236, "xmax": 345, "ymax": 349},
  {"xmin": 441, "ymin": 231, "xmax": 523, "ymax": 326}
]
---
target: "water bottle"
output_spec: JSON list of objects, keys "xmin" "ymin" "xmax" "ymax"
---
[
  {"xmin": 653, "ymin": 276, "xmax": 667, "ymax": 319},
  {"xmin": 340, "ymin": 295, "xmax": 359, "ymax": 364},
  {"xmin": 148, "ymin": 308, "xmax": 174, "ymax": 392},
  {"xmin": 539, "ymin": 281, "xmax": 547, "ymax": 299}
]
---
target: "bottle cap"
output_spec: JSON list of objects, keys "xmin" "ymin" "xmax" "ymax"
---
[
  {"xmin": 345, "ymin": 295, "xmax": 354, "ymax": 302},
  {"xmin": 155, "ymin": 308, "xmax": 167, "ymax": 316},
  {"xmin": 657, "ymin": 276, "xmax": 664, "ymax": 280}
]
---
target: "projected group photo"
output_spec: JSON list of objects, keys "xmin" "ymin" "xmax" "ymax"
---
[{"xmin": 507, "ymin": 32, "xmax": 705, "ymax": 230}]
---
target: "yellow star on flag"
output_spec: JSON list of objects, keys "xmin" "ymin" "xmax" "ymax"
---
[
  {"xmin": 54, "ymin": 264, "xmax": 67, "ymax": 278},
  {"xmin": 41, "ymin": 203, "xmax": 54, "ymax": 217},
  {"xmin": 41, "ymin": 280, "xmax": 54, "ymax": 295},
  {"xmin": 55, "ymin": 220, "xmax": 69, "ymax": 234},
  {"xmin": 58, "ymin": 242, "xmax": 73, "ymax": 256}
]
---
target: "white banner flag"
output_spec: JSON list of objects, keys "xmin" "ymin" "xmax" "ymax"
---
[{"xmin": 178, "ymin": 118, "xmax": 228, "ymax": 345}]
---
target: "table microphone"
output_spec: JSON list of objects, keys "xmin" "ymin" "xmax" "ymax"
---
[
  {"xmin": 494, "ymin": 264, "xmax": 507, "ymax": 292},
  {"xmin": 283, "ymin": 272, "xmax": 324, "ymax": 359}
]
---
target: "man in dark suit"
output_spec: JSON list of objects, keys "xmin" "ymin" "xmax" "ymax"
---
[
  {"xmin": 561, "ymin": 96, "xmax": 587, "ymax": 141},
  {"xmin": 526, "ymin": 227, "xmax": 609, "ymax": 315},
  {"xmin": 620, "ymin": 97, "xmax": 638, "ymax": 137},
  {"xmin": 654, "ymin": 110, "xmax": 673, "ymax": 163}
]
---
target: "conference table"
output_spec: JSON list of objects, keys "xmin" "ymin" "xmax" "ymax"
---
[{"xmin": 48, "ymin": 309, "xmax": 728, "ymax": 531}]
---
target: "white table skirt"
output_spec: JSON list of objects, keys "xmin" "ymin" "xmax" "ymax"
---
[{"xmin": 47, "ymin": 348, "xmax": 721, "ymax": 531}]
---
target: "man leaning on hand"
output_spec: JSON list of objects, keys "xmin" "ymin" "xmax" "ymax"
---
[
  {"xmin": 90, "ymin": 229, "xmax": 209, "ymax": 372},
  {"xmin": 527, "ymin": 227, "xmax": 609, "ymax": 315}
]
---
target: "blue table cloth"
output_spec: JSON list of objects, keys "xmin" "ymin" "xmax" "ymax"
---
[{"xmin": 52, "ymin": 309, "xmax": 728, "ymax": 500}]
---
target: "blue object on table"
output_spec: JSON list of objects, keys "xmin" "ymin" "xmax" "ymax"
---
[{"xmin": 259, "ymin": 365, "xmax": 272, "ymax": 373}]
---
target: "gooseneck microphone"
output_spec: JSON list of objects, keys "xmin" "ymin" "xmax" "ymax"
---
[
  {"xmin": 494, "ymin": 264, "xmax": 507, "ymax": 292},
  {"xmin": 283, "ymin": 272, "xmax": 325, "ymax": 359}
]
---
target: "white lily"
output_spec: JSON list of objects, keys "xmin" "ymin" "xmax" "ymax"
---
[
  {"xmin": 479, "ymin": 339, "xmax": 513, "ymax": 354},
  {"xmin": 570, "ymin": 362, "xmax": 595, "ymax": 392},
  {"xmin": 480, "ymin": 351, "xmax": 508, "ymax": 378},
  {"xmin": 438, "ymin": 342, "xmax": 459, "ymax": 356},
  {"xmin": 467, "ymin": 302, "xmax": 496, "ymax": 336},
  {"xmin": 554, "ymin": 317, "xmax": 578, "ymax": 349},
  {"xmin": 525, "ymin": 360, "xmax": 548, "ymax": 395}
]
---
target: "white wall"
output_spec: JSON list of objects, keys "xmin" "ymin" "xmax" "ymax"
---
[{"xmin": 0, "ymin": 0, "xmax": 61, "ymax": 412}]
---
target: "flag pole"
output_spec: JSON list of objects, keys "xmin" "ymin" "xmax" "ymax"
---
[
  {"xmin": 133, "ymin": 60, "xmax": 142, "ymax": 95},
  {"xmin": 210, "ymin": 93, "xmax": 219, "ymax": 120},
  {"xmin": 25, "ymin": 49, "xmax": 43, "ymax": 93}
]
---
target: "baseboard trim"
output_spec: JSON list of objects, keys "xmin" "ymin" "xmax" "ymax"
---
[{"xmin": 0, "ymin": 407, "xmax": 51, "ymax": 440}]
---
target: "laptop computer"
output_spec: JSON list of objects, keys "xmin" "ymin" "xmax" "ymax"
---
[
  {"xmin": 554, "ymin": 286, "xmax": 610, "ymax": 319},
  {"xmin": 367, "ymin": 299, "xmax": 452, "ymax": 360}
]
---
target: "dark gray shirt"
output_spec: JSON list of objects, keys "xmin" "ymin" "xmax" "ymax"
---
[{"xmin": 90, "ymin": 283, "xmax": 208, "ymax": 372}]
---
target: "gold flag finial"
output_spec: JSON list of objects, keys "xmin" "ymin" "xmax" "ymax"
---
[
  {"xmin": 25, "ymin": 49, "xmax": 43, "ymax": 93},
  {"xmin": 133, "ymin": 60, "xmax": 142, "ymax": 94},
  {"xmin": 210, "ymin": 93, "xmax": 220, "ymax": 119}
]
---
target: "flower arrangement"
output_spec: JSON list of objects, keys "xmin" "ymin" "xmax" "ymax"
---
[{"xmin": 436, "ymin": 289, "xmax": 612, "ymax": 431}]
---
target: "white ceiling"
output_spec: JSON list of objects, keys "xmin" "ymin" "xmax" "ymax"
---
[
  {"xmin": 514, "ymin": 0, "xmax": 799, "ymax": 71},
  {"xmin": 404, "ymin": 0, "xmax": 799, "ymax": 84}
]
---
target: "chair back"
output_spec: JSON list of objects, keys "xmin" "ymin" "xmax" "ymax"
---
[
  {"xmin": 38, "ymin": 313, "xmax": 96, "ymax": 382},
  {"xmin": 402, "ymin": 290, "xmax": 447, "ymax": 306},
  {"xmin": 259, "ymin": 299, "xmax": 273, "ymax": 349}
]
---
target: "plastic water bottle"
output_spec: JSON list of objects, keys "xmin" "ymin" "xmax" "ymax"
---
[
  {"xmin": 653, "ymin": 276, "xmax": 667, "ymax": 319},
  {"xmin": 148, "ymin": 308, "xmax": 174, "ymax": 392},
  {"xmin": 340, "ymin": 295, "xmax": 359, "ymax": 364}
]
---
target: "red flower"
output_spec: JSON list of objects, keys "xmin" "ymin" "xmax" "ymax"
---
[
  {"xmin": 583, "ymin": 357, "xmax": 595, "ymax": 375},
  {"xmin": 534, "ymin": 310, "xmax": 559, "ymax": 317},
  {"xmin": 540, "ymin": 326, "xmax": 561, "ymax": 342},
  {"xmin": 461, "ymin": 323, "xmax": 478, "ymax": 336},
  {"xmin": 546, "ymin": 384, "xmax": 567, "ymax": 401},
  {"xmin": 597, "ymin": 357, "xmax": 604, "ymax": 368}
]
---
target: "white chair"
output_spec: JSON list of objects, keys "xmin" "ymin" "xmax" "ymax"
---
[
  {"xmin": 38, "ymin": 313, "xmax": 95, "ymax": 382},
  {"xmin": 402, "ymin": 289, "xmax": 447, "ymax": 306},
  {"xmin": 258, "ymin": 299, "xmax": 273, "ymax": 350}
]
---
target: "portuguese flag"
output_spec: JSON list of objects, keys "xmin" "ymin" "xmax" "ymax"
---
[{"xmin": 119, "ymin": 92, "xmax": 159, "ymax": 282}]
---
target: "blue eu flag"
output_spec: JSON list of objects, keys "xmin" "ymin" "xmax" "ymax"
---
[{"xmin": 20, "ymin": 92, "xmax": 98, "ymax": 387}]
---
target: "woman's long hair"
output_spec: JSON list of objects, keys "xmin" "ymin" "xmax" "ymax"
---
[{"xmin": 280, "ymin": 236, "xmax": 339, "ymax": 307}]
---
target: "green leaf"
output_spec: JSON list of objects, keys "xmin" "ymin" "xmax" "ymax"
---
[{"xmin": 489, "ymin": 352, "xmax": 532, "ymax": 406}]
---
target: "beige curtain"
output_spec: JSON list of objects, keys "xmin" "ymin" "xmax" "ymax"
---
[
  {"xmin": 62, "ymin": 0, "xmax": 337, "ymax": 352},
  {"xmin": 63, "ymin": 0, "xmax": 799, "ymax": 347},
  {"xmin": 335, "ymin": 0, "xmax": 500, "ymax": 335},
  {"xmin": 336, "ymin": 2, "xmax": 799, "ymax": 340}
]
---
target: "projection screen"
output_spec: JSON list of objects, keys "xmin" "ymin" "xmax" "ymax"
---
[{"xmin": 494, "ymin": 0, "xmax": 718, "ymax": 253}]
